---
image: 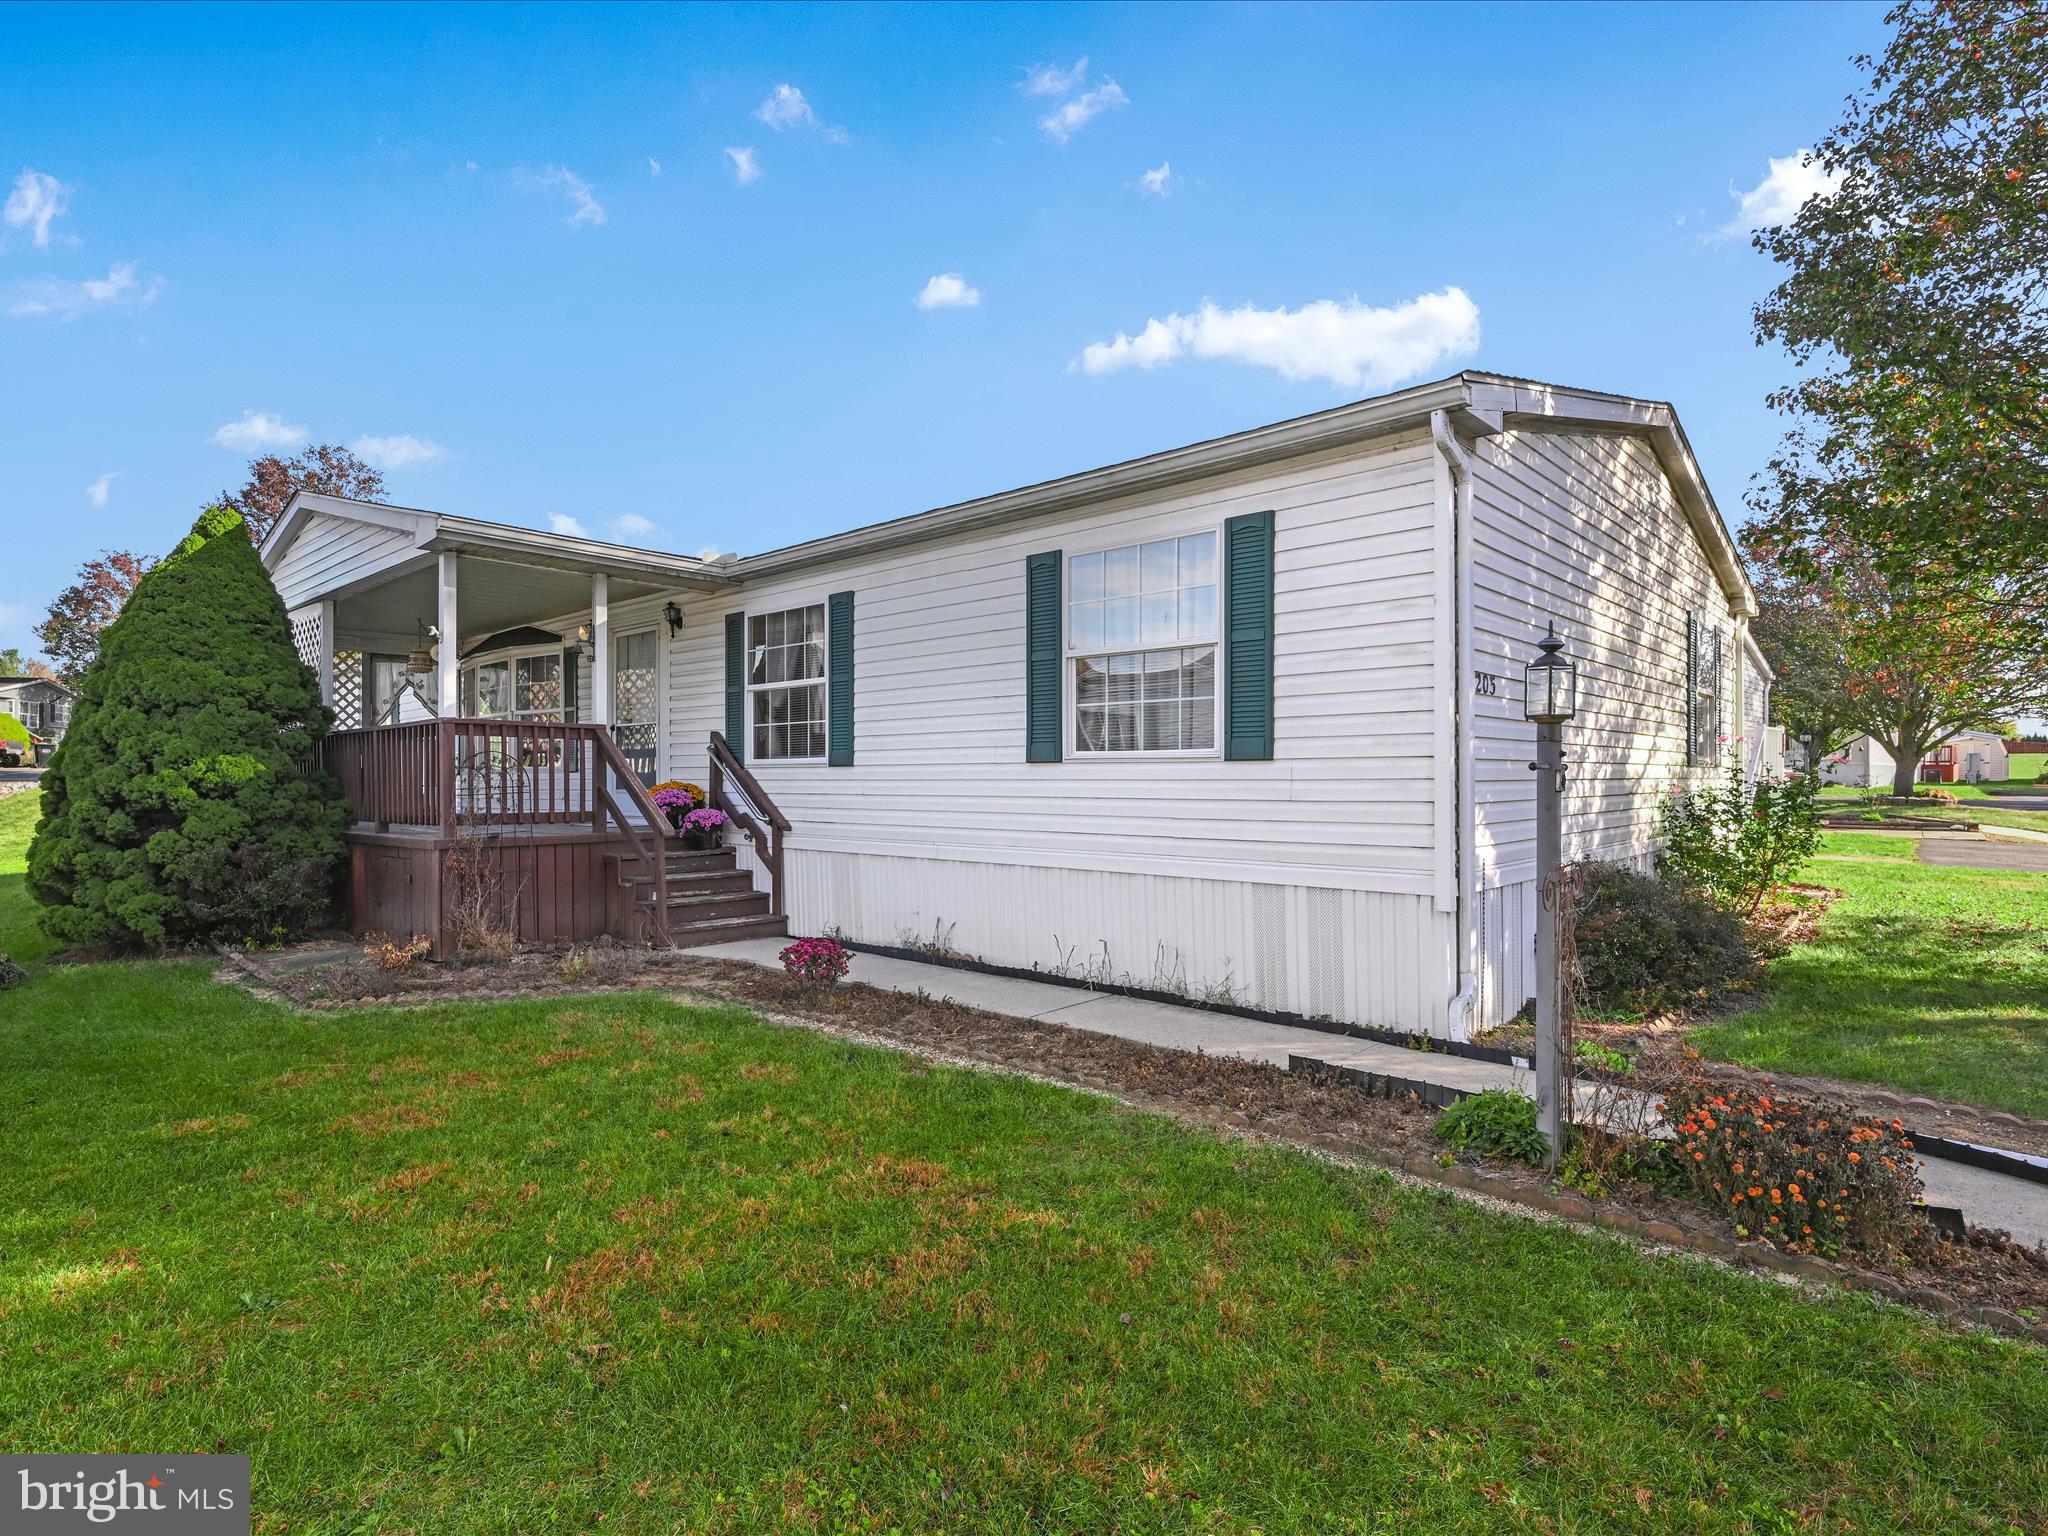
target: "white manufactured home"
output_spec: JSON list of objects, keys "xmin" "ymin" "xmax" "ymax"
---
[{"xmin": 264, "ymin": 371, "xmax": 1771, "ymax": 1038}]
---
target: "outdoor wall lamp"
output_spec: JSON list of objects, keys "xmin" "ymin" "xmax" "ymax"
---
[{"xmin": 663, "ymin": 601, "xmax": 685, "ymax": 638}]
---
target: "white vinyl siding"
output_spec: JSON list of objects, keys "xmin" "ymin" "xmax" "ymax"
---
[
  {"xmin": 269, "ymin": 512, "xmax": 422, "ymax": 611},
  {"xmin": 1465, "ymin": 427, "xmax": 1743, "ymax": 1027},
  {"xmin": 649, "ymin": 431, "xmax": 1457, "ymax": 1028}
]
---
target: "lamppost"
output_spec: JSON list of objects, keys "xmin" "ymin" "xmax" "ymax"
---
[{"xmin": 1523, "ymin": 623, "xmax": 1578, "ymax": 1171}]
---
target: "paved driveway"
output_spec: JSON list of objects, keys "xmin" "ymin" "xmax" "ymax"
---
[
  {"xmin": 1917, "ymin": 836, "xmax": 2048, "ymax": 872},
  {"xmin": 1980, "ymin": 792, "xmax": 2048, "ymax": 811}
]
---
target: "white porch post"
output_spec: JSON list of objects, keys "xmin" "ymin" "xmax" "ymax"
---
[
  {"xmin": 314, "ymin": 599, "xmax": 337, "ymax": 708},
  {"xmin": 589, "ymin": 573, "xmax": 611, "ymax": 728},
  {"xmin": 436, "ymin": 551, "xmax": 459, "ymax": 717}
]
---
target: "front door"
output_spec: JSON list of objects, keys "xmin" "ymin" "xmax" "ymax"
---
[{"xmin": 612, "ymin": 628, "xmax": 659, "ymax": 785}]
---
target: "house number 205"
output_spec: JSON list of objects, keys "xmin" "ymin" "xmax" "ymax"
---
[{"xmin": 1474, "ymin": 672, "xmax": 1502, "ymax": 697}]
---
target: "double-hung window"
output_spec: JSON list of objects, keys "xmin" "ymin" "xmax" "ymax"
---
[
  {"xmin": 749, "ymin": 604, "xmax": 826, "ymax": 760},
  {"xmin": 1068, "ymin": 532, "xmax": 1219, "ymax": 754}
]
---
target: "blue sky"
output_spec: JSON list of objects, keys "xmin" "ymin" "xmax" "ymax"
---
[{"xmin": 0, "ymin": 1, "xmax": 1885, "ymax": 662}]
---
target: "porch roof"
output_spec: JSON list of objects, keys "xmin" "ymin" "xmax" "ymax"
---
[{"xmin": 262, "ymin": 492, "xmax": 736, "ymax": 643}]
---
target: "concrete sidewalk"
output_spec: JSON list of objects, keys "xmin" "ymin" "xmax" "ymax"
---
[{"xmin": 694, "ymin": 938, "xmax": 2048, "ymax": 1248}]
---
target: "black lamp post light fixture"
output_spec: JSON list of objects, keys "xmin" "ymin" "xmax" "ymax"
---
[
  {"xmin": 663, "ymin": 601, "xmax": 685, "ymax": 639},
  {"xmin": 1522, "ymin": 622, "xmax": 1579, "ymax": 726}
]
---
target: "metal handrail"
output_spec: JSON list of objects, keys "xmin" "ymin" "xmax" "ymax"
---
[{"xmin": 707, "ymin": 731, "xmax": 787, "ymax": 917}]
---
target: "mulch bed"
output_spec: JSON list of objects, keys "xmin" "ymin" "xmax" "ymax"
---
[{"xmin": 214, "ymin": 938, "xmax": 2048, "ymax": 1334}]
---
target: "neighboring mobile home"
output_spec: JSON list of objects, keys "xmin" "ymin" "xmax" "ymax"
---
[
  {"xmin": 263, "ymin": 371, "xmax": 1769, "ymax": 1037},
  {"xmin": 0, "ymin": 674, "xmax": 72, "ymax": 755},
  {"xmin": 1821, "ymin": 732, "xmax": 2010, "ymax": 789}
]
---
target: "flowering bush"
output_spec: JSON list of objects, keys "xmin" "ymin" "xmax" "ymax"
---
[
  {"xmin": 1662, "ymin": 1079, "xmax": 1924, "ymax": 1256},
  {"xmin": 650, "ymin": 784, "xmax": 700, "ymax": 815},
  {"xmin": 780, "ymin": 936, "xmax": 851, "ymax": 988},
  {"xmin": 1660, "ymin": 756, "xmax": 1822, "ymax": 915},
  {"xmin": 681, "ymin": 807, "xmax": 730, "ymax": 838}
]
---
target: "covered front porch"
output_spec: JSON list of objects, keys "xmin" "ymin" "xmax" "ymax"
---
[{"xmin": 263, "ymin": 493, "xmax": 790, "ymax": 955}]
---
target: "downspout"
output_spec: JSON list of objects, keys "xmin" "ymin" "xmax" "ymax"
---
[{"xmin": 1431, "ymin": 409, "xmax": 1479, "ymax": 1039}]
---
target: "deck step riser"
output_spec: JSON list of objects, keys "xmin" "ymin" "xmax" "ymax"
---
[
  {"xmin": 619, "ymin": 872, "xmax": 756, "ymax": 896},
  {"xmin": 652, "ymin": 894, "xmax": 773, "ymax": 923},
  {"xmin": 662, "ymin": 916, "xmax": 789, "ymax": 949}
]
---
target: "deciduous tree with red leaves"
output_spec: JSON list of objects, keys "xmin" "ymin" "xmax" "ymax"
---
[
  {"xmin": 35, "ymin": 550, "xmax": 153, "ymax": 685},
  {"xmin": 218, "ymin": 443, "xmax": 387, "ymax": 545}
]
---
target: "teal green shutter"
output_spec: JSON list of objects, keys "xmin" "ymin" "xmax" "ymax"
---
[
  {"xmin": 827, "ymin": 590, "xmax": 854, "ymax": 766},
  {"xmin": 1223, "ymin": 511, "xmax": 1275, "ymax": 761},
  {"xmin": 724, "ymin": 611, "xmax": 746, "ymax": 762},
  {"xmin": 1025, "ymin": 551, "xmax": 1062, "ymax": 762}
]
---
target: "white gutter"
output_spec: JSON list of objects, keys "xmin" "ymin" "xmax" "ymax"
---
[{"xmin": 1430, "ymin": 409, "xmax": 1480, "ymax": 1041}]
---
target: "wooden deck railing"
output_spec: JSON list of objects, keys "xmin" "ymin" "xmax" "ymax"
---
[
  {"xmin": 708, "ymin": 731, "xmax": 790, "ymax": 919},
  {"xmin": 322, "ymin": 720, "xmax": 671, "ymax": 943}
]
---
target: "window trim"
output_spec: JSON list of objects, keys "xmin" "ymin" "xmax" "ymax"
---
[
  {"xmin": 458, "ymin": 641, "xmax": 570, "ymax": 723},
  {"xmin": 1061, "ymin": 527, "xmax": 1224, "ymax": 762},
  {"xmin": 745, "ymin": 598, "xmax": 831, "ymax": 765},
  {"xmin": 1686, "ymin": 612, "xmax": 1724, "ymax": 768}
]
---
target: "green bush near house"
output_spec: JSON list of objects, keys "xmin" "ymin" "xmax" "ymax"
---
[
  {"xmin": 26, "ymin": 507, "xmax": 349, "ymax": 949},
  {"xmin": 1572, "ymin": 862, "xmax": 1755, "ymax": 1017},
  {"xmin": 0, "ymin": 712, "xmax": 30, "ymax": 766}
]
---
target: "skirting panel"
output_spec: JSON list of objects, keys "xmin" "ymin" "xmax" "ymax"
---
[
  {"xmin": 776, "ymin": 847, "xmax": 1459, "ymax": 1034},
  {"xmin": 1475, "ymin": 878, "xmax": 1537, "ymax": 1032}
]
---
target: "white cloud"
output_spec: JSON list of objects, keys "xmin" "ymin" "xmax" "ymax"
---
[
  {"xmin": 4, "ymin": 169, "xmax": 69, "ymax": 247},
  {"xmin": 8, "ymin": 260, "xmax": 163, "ymax": 320},
  {"xmin": 915, "ymin": 272, "xmax": 982, "ymax": 310},
  {"xmin": 754, "ymin": 84, "xmax": 846, "ymax": 142},
  {"xmin": 211, "ymin": 409, "xmax": 308, "ymax": 452},
  {"xmin": 612, "ymin": 513, "xmax": 656, "ymax": 538},
  {"xmin": 546, "ymin": 513, "xmax": 588, "ymax": 536},
  {"xmin": 725, "ymin": 146, "xmax": 761, "ymax": 186},
  {"xmin": 352, "ymin": 434, "xmax": 447, "ymax": 470},
  {"xmin": 518, "ymin": 164, "xmax": 606, "ymax": 227},
  {"xmin": 756, "ymin": 83, "xmax": 816, "ymax": 130},
  {"xmin": 1040, "ymin": 80, "xmax": 1127, "ymax": 143},
  {"xmin": 648, "ymin": 157, "xmax": 662, "ymax": 177},
  {"xmin": 85, "ymin": 471, "xmax": 119, "ymax": 509},
  {"xmin": 1022, "ymin": 57, "xmax": 1087, "ymax": 96},
  {"xmin": 1721, "ymin": 149, "xmax": 1842, "ymax": 238},
  {"xmin": 1137, "ymin": 161, "xmax": 1174, "ymax": 198},
  {"xmin": 1074, "ymin": 287, "xmax": 1481, "ymax": 391}
]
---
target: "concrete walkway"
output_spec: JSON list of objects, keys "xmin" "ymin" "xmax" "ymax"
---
[{"xmin": 694, "ymin": 938, "xmax": 2048, "ymax": 1248}]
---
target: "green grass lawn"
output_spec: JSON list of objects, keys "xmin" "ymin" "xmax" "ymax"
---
[
  {"xmin": 3, "ymin": 802, "xmax": 2045, "ymax": 1531},
  {"xmin": 0, "ymin": 790, "xmax": 53, "ymax": 966},
  {"xmin": 1693, "ymin": 832, "xmax": 2048, "ymax": 1117},
  {"xmin": 2009, "ymin": 751, "xmax": 2046, "ymax": 782}
]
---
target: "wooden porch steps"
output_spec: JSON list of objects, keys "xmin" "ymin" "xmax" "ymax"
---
[{"xmin": 609, "ymin": 844, "xmax": 787, "ymax": 950}]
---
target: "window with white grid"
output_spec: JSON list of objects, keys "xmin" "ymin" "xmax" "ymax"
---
[
  {"xmin": 748, "ymin": 604, "xmax": 826, "ymax": 760},
  {"xmin": 1068, "ymin": 532, "xmax": 1219, "ymax": 754}
]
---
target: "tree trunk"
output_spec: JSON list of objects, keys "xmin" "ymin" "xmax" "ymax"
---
[{"xmin": 1891, "ymin": 752, "xmax": 1918, "ymax": 798}]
